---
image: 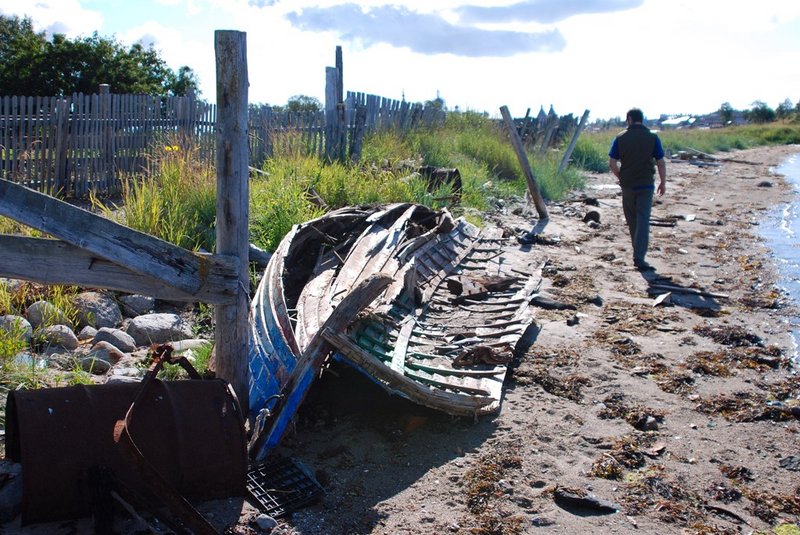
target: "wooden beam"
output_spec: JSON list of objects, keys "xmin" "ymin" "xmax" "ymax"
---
[
  {"xmin": 499, "ymin": 106, "xmax": 549, "ymax": 219},
  {"xmin": 213, "ymin": 30, "xmax": 250, "ymax": 411},
  {"xmin": 0, "ymin": 235, "xmax": 238, "ymax": 304},
  {"xmin": 0, "ymin": 179, "xmax": 218, "ymax": 295},
  {"xmin": 557, "ymin": 109, "xmax": 590, "ymax": 174}
]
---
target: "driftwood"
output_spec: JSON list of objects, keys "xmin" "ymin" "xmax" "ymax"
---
[{"xmin": 648, "ymin": 282, "xmax": 728, "ymax": 299}]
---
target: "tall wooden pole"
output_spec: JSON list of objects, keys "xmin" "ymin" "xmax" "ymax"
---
[
  {"xmin": 500, "ymin": 106, "xmax": 548, "ymax": 219},
  {"xmin": 558, "ymin": 109, "xmax": 590, "ymax": 174},
  {"xmin": 214, "ymin": 30, "xmax": 250, "ymax": 411}
]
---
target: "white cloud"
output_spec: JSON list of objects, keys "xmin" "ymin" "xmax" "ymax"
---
[{"xmin": 0, "ymin": 0, "xmax": 103, "ymax": 37}]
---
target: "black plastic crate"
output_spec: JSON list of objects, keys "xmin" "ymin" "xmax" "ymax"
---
[{"xmin": 246, "ymin": 457, "xmax": 324, "ymax": 518}]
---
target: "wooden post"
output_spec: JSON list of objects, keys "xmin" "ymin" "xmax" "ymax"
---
[
  {"xmin": 214, "ymin": 30, "xmax": 250, "ymax": 411},
  {"xmin": 335, "ymin": 46, "xmax": 344, "ymax": 104},
  {"xmin": 500, "ymin": 106, "xmax": 548, "ymax": 219},
  {"xmin": 99, "ymin": 84, "xmax": 114, "ymax": 191},
  {"xmin": 53, "ymin": 99, "xmax": 70, "ymax": 195},
  {"xmin": 538, "ymin": 114, "xmax": 557, "ymax": 158},
  {"xmin": 324, "ymin": 66, "xmax": 337, "ymax": 161},
  {"xmin": 335, "ymin": 46, "xmax": 346, "ymax": 161},
  {"xmin": 557, "ymin": 109, "xmax": 590, "ymax": 174}
]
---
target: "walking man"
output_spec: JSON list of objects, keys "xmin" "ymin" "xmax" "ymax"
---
[{"xmin": 608, "ymin": 108, "xmax": 667, "ymax": 271}]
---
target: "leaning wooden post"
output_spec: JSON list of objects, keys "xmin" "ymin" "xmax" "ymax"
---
[
  {"xmin": 214, "ymin": 30, "xmax": 250, "ymax": 411},
  {"xmin": 557, "ymin": 109, "xmax": 590, "ymax": 175},
  {"xmin": 500, "ymin": 105, "xmax": 548, "ymax": 219}
]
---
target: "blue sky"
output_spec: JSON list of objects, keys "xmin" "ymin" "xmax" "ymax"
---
[{"xmin": 2, "ymin": 0, "xmax": 799, "ymax": 120}]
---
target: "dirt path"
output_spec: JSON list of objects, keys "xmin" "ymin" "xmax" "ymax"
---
[{"xmin": 269, "ymin": 145, "xmax": 800, "ymax": 535}]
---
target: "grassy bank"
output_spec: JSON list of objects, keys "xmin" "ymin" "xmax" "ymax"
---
[{"xmin": 572, "ymin": 122, "xmax": 800, "ymax": 173}]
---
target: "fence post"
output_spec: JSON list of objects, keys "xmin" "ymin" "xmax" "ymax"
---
[
  {"xmin": 349, "ymin": 104, "xmax": 367, "ymax": 162},
  {"xmin": 99, "ymin": 84, "xmax": 114, "ymax": 191},
  {"xmin": 500, "ymin": 105, "xmax": 548, "ymax": 220},
  {"xmin": 324, "ymin": 66, "xmax": 337, "ymax": 161},
  {"xmin": 538, "ymin": 113, "xmax": 558, "ymax": 158},
  {"xmin": 335, "ymin": 46, "xmax": 347, "ymax": 161},
  {"xmin": 214, "ymin": 30, "xmax": 250, "ymax": 412},
  {"xmin": 54, "ymin": 99, "xmax": 70, "ymax": 194},
  {"xmin": 557, "ymin": 109, "xmax": 590, "ymax": 175}
]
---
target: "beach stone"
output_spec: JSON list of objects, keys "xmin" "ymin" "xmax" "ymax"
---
[
  {"xmin": 119, "ymin": 294, "xmax": 156, "ymax": 317},
  {"xmin": 78, "ymin": 325, "xmax": 98, "ymax": 340},
  {"xmin": 26, "ymin": 300, "xmax": 71, "ymax": 329},
  {"xmin": 94, "ymin": 327, "xmax": 137, "ymax": 352},
  {"xmin": 0, "ymin": 315, "xmax": 32, "ymax": 344},
  {"xmin": 583, "ymin": 210, "xmax": 601, "ymax": 224},
  {"xmin": 88, "ymin": 340, "xmax": 126, "ymax": 365},
  {"xmin": 254, "ymin": 514, "xmax": 278, "ymax": 531},
  {"xmin": 38, "ymin": 324, "xmax": 79, "ymax": 350},
  {"xmin": 79, "ymin": 356, "xmax": 112, "ymax": 374},
  {"xmin": 125, "ymin": 313, "xmax": 193, "ymax": 346},
  {"xmin": 73, "ymin": 291, "xmax": 122, "ymax": 329}
]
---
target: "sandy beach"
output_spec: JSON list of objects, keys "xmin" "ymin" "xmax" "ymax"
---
[
  {"xmin": 262, "ymin": 144, "xmax": 800, "ymax": 535},
  {"xmin": 3, "ymin": 144, "xmax": 799, "ymax": 535}
]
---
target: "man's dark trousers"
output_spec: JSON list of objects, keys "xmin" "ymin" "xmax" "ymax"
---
[{"xmin": 621, "ymin": 187, "xmax": 653, "ymax": 265}]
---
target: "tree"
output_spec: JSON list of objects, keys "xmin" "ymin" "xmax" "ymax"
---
[
  {"xmin": 746, "ymin": 101, "xmax": 776, "ymax": 123},
  {"xmin": 0, "ymin": 14, "xmax": 198, "ymax": 96},
  {"xmin": 0, "ymin": 15, "xmax": 48, "ymax": 95},
  {"xmin": 718, "ymin": 102, "xmax": 734, "ymax": 124},
  {"xmin": 285, "ymin": 95, "xmax": 321, "ymax": 113},
  {"xmin": 776, "ymin": 98, "xmax": 794, "ymax": 120}
]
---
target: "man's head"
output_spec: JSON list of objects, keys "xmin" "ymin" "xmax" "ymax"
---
[{"xmin": 626, "ymin": 108, "xmax": 644, "ymax": 124}]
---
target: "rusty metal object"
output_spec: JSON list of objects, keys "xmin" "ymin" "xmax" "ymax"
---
[
  {"xmin": 5, "ymin": 345, "xmax": 246, "ymax": 526},
  {"xmin": 112, "ymin": 344, "xmax": 222, "ymax": 534}
]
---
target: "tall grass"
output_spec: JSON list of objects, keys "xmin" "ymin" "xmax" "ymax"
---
[{"xmin": 93, "ymin": 141, "xmax": 217, "ymax": 252}]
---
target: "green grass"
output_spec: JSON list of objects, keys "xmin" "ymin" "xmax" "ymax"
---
[{"xmin": 576, "ymin": 122, "xmax": 800, "ymax": 173}]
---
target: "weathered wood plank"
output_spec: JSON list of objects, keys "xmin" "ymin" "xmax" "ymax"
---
[
  {"xmin": 213, "ymin": 29, "xmax": 251, "ymax": 412},
  {"xmin": 0, "ymin": 235, "xmax": 238, "ymax": 304},
  {"xmin": 0, "ymin": 179, "xmax": 219, "ymax": 295},
  {"xmin": 500, "ymin": 105, "xmax": 548, "ymax": 219}
]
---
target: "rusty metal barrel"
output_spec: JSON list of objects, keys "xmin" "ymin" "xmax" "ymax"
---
[{"xmin": 5, "ymin": 378, "xmax": 247, "ymax": 525}]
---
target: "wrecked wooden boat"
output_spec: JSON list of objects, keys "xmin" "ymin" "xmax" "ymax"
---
[{"xmin": 248, "ymin": 203, "xmax": 541, "ymax": 460}]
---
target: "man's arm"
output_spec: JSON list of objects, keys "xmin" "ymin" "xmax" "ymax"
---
[
  {"xmin": 608, "ymin": 158, "xmax": 621, "ymax": 179},
  {"xmin": 656, "ymin": 158, "xmax": 666, "ymax": 196}
]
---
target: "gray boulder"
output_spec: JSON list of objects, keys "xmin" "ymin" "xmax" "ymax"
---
[
  {"xmin": 87, "ymin": 340, "xmax": 126, "ymax": 366},
  {"xmin": 78, "ymin": 325, "xmax": 98, "ymax": 341},
  {"xmin": 73, "ymin": 291, "xmax": 122, "ymax": 329},
  {"xmin": 0, "ymin": 315, "xmax": 32, "ymax": 344},
  {"xmin": 38, "ymin": 324, "xmax": 79, "ymax": 350},
  {"xmin": 119, "ymin": 295, "xmax": 156, "ymax": 317},
  {"xmin": 94, "ymin": 327, "xmax": 137, "ymax": 353},
  {"xmin": 125, "ymin": 313, "xmax": 193, "ymax": 346},
  {"xmin": 26, "ymin": 300, "xmax": 71, "ymax": 329},
  {"xmin": 79, "ymin": 356, "xmax": 112, "ymax": 375}
]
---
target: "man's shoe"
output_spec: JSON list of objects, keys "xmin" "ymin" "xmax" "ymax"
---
[{"xmin": 634, "ymin": 261, "xmax": 655, "ymax": 272}]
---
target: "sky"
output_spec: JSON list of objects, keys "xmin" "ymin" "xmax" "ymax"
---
[{"xmin": 2, "ymin": 0, "xmax": 799, "ymax": 120}]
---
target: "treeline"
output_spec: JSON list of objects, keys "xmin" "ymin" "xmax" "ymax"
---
[
  {"xmin": 719, "ymin": 99, "xmax": 800, "ymax": 124},
  {"xmin": 0, "ymin": 14, "xmax": 198, "ymax": 97}
]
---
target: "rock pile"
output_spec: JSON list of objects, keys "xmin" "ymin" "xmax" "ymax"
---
[{"xmin": 0, "ymin": 285, "xmax": 212, "ymax": 384}]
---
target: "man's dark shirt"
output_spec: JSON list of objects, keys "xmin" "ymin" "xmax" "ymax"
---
[{"xmin": 609, "ymin": 124, "xmax": 665, "ymax": 190}]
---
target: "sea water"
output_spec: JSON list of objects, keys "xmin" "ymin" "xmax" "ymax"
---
[{"xmin": 760, "ymin": 151, "xmax": 800, "ymax": 361}]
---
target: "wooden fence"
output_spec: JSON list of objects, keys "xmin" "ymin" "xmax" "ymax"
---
[{"xmin": 1, "ymin": 86, "xmax": 582, "ymax": 197}]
